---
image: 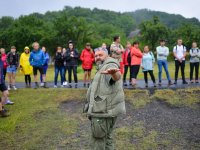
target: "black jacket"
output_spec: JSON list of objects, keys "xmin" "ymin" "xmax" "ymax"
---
[
  {"xmin": 64, "ymin": 49, "xmax": 79, "ymax": 66},
  {"xmin": 7, "ymin": 52, "xmax": 19, "ymax": 66},
  {"xmin": 54, "ymin": 52, "xmax": 64, "ymax": 67}
]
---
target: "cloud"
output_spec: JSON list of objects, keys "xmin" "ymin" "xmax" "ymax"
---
[{"xmin": 0, "ymin": 0, "xmax": 199, "ymax": 20}]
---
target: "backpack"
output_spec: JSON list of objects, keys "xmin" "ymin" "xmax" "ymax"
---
[
  {"xmin": 190, "ymin": 48, "xmax": 199, "ymax": 59},
  {"xmin": 175, "ymin": 45, "xmax": 186, "ymax": 53},
  {"xmin": 191, "ymin": 48, "xmax": 199, "ymax": 53},
  {"xmin": 174, "ymin": 45, "xmax": 186, "ymax": 59},
  {"xmin": 149, "ymin": 51, "xmax": 154, "ymax": 60}
]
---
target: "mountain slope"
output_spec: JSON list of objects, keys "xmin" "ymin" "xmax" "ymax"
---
[{"xmin": 126, "ymin": 9, "xmax": 200, "ymax": 29}]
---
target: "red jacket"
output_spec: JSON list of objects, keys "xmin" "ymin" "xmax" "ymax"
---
[
  {"xmin": 123, "ymin": 48, "xmax": 131, "ymax": 66},
  {"xmin": 1, "ymin": 53, "xmax": 8, "ymax": 69},
  {"xmin": 80, "ymin": 49, "xmax": 95, "ymax": 70},
  {"xmin": 131, "ymin": 47, "xmax": 143, "ymax": 65}
]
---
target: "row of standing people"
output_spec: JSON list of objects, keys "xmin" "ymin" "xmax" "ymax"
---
[
  {"xmin": 0, "ymin": 42, "xmax": 97, "ymax": 89},
  {"xmin": 109, "ymin": 36, "xmax": 200, "ymax": 87},
  {"xmin": 1, "ymin": 38, "xmax": 199, "ymax": 90}
]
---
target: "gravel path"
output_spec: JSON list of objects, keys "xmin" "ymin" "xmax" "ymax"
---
[
  {"xmin": 59, "ymin": 97, "xmax": 200, "ymax": 149},
  {"xmin": 10, "ymin": 79, "xmax": 200, "ymax": 90}
]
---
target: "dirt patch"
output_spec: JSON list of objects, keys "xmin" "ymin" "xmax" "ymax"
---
[{"xmin": 59, "ymin": 99, "xmax": 200, "ymax": 149}]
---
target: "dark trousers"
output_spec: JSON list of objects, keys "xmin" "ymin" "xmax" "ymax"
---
[
  {"xmin": 131, "ymin": 65, "xmax": 140, "ymax": 79},
  {"xmin": 143, "ymin": 70, "xmax": 156, "ymax": 84},
  {"xmin": 40, "ymin": 65, "xmax": 48, "ymax": 82},
  {"xmin": 123, "ymin": 65, "xmax": 131, "ymax": 82},
  {"xmin": 175, "ymin": 60, "xmax": 186, "ymax": 82},
  {"xmin": 190, "ymin": 62, "xmax": 199, "ymax": 81},
  {"xmin": 67, "ymin": 66, "xmax": 78, "ymax": 83},
  {"xmin": 25, "ymin": 75, "xmax": 31, "ymax": 85},
  {"xmin": 3, "ymin": 68, "xmax": 6, "ymax": 81}
]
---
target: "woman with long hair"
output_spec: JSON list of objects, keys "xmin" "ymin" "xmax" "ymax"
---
[
  {"xmin": 65, "ymin": 41, "xmax": 79, "ymax": 88},
  {"xmin": 80, "ymin": 43, "xmax": 95, "ymax": 87}
]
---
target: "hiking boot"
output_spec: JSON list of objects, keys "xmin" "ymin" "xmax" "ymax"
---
[
  {"xmin": 168, "ymin": 81, "xmax": 173, "ymax": 85},
  {"xmin": 154, "ymin": 83, "xmax": 157, "ymax": 87},
  {"xmin": 183, "ymin": 81, "xmax": 188, "ymax": 84},
  {"xmin": 83, "ymin": 83, "xmax": 86, "ymax": 87},
  {"xmin": 34, "ymin": 82, "xmax": 39, "ymax": 89},
  {"xmin": 0, "ymin": 109, "xmax": 9, "ymax": 117},
  {"xmin": 43, "ymin": 82, "xmax": 48, "ymax": 88},
  {"xmin": 145, "ymin": 84, "xmax": 148, "ymax": 88},
  {"xmin": 87, "ymin": 83, "xmax": 90, "ymax": 88},
  {"xmin": 123, "ymin": 82, "xmax": 128, "ymax": 86}
]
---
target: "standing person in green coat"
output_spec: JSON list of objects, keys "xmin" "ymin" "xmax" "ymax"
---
[{"xmin": 83, "ymin": 48, "xmax": 126, "ymax": 150}]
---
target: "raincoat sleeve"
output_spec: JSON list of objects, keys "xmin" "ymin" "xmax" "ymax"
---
[{"xmin": 80, "ymin": 50, "xmax": 84, "ymax": 61}]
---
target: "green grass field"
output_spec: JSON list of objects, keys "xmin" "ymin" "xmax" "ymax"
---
[
  {"xmin": 0, "ymin": 88, "xmax": 200, "ymax": 149},
  {"xmin": 12, "ymin": 62, "xmax": 191, "ymax": 82}
]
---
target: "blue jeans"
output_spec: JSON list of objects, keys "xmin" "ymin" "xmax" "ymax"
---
[
  {"xmin": 157, "ymin": 60, "xmax": 171, "ymax": 82},
  {"xmin": 40, "ymin": 65, "xmax": 48, "ymax": 82},
  {"xmin": 54, "ymin": 66, "xmax": 64, "ymax": 85},
  {"xmin": 7, "ymin": 65, "xmax": 17, "ymax": 73}
]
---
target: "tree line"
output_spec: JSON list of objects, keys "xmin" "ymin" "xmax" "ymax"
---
[{"xmin": 0, "ymin": 6, "xmax": 199, "ymax": 57}]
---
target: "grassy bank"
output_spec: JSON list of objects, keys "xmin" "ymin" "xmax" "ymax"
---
[{"xmin": 0, "ymin": 87, "xmax": 200, "ymax": 149}]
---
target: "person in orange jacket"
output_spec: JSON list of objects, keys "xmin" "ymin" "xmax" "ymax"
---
[
  {"xmin": 80, "ymin": 43, "xmax": 95, "ymax": 87},
  {"xmin": 130, "ymin": 41, "xmax": 143, "ymax": 86}
]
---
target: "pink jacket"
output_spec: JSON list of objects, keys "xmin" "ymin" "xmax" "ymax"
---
[
  {"xmin": 1, "ymin": 53, "xmax": 8, "ymax": 69},
  {"xmin": 123, "ymin": 49, "xmax": 131, "ymax": 66}
]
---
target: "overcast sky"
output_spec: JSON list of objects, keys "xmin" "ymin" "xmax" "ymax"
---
[{"xmin": 0, "ymin": 0, "xmax": 200, "ymax": 20}]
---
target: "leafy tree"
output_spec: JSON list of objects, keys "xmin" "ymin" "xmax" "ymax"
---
[{"xmin": 139, "ymin": 16, "xmax": 169, "ymax": 51}]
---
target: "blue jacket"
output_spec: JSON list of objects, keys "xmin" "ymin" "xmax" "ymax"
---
[
  {"xmin": 29, "ymin": 49, "xmax": 45, "ymax": 67},
  {"xmin": 44, "ymin": 52, "xmax": 50, "ymax": 66},
  {"xmin": 141, "ymin": 52, "xmax": 155, "ymax": 72},
  {"xmin": 0, "ymin": 60, "xmax": 5, "ymax": 84}
]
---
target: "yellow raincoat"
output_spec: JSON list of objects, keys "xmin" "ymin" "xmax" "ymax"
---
[{"xmin": 20, "ymin": 50, "xmax": 33, "ymax": 75}]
